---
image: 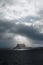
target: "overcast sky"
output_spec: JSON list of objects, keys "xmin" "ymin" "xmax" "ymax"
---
[{"xmin": 0, "ymin": 0, "xmax": 43, "ymax": 48}]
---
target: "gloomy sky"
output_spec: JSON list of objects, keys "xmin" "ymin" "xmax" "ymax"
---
[{"xmin": 0, "ymin": 0, "xmax": 43, "ymax": 48}]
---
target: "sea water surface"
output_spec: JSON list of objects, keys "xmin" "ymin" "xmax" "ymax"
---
[{"xmin": 0, "ymin": 48, "xmax": 43, "ymax": 65}]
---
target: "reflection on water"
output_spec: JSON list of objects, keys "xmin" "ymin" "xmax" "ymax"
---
[{"xmin": 14, "ymin": 49, "xmax": 28, "ymax": 50}]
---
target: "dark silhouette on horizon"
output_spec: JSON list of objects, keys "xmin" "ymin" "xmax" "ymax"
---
[{"xmin": 14, "ymin": 44, "xmax": 26, "ymax": 49}]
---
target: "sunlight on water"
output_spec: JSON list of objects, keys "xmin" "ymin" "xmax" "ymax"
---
[{"xmin": 14, "ymin": 49, "xmax": 28, "ymax": 50}]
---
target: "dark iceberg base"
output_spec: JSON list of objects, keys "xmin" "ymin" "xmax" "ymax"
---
[{"xmin": 0, "ymin": 48, "xmax": 43, "ymax": 65}]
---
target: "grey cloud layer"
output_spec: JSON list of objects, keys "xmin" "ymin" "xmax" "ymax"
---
[
  {"xmin": 0, "ymin": 0, "xmax": 43, "ymax": 47},
  {"xmin": 0, "ymin": 20, "xmax": 43, "ymax": 41},
  {"xmin": 0, "ymin": 0, "xmax": 43, "ymax": 20}
]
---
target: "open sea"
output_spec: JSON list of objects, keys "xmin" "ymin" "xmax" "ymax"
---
[{"xmin": 0, "ymin": 48, "xmax": 43, "ymax": 65}]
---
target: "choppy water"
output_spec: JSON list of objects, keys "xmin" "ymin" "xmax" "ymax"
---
[{"xmin": 0, "ymin": 49, "xmax": 43, "ymax": 65}]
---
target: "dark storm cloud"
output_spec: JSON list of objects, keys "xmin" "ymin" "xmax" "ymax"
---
[
  {"xmin": 0, "ymin": 20, "xmax": 43, "ymax": 41},
  {"xmin": 0, "ymin": 20, "xmax": 17, "ymax": 48},
  {"xmin": 11, "ymin": 24, "xmax": 43, "ymax": 41},
  {"xmin": 0, "ymin": 19, "xmax": 43, "ymax": 48},
  {"xmin": 0, "ymin": 20, "xmax": 16, "ymax": 33}
]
